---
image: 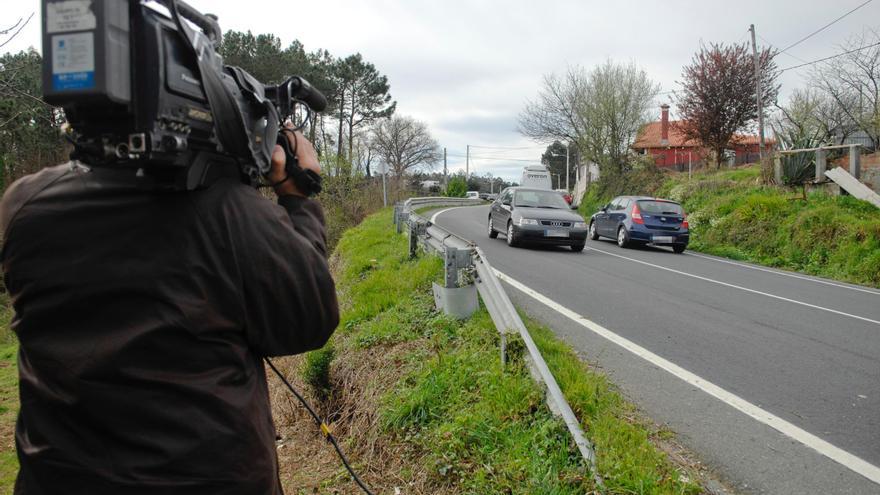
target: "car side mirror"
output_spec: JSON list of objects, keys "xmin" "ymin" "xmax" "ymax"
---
[
  {"xmin": 502, "ymin": 200, "xmax": 511, "ymax": 206},
  {"xmin": 571, "ymin": 204, "xmax": 579, "ymax": 210},
  {"xmin": 600, "ymin": 205, "xmax": 608, "ymax": 212}
]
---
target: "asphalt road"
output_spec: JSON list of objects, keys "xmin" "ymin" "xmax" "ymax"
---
[{"xmin": 432, "ymin": 204, "xmax": 880, "ymax": 495}]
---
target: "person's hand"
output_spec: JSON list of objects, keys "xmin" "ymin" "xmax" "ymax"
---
[{"xmin": 269, "ymin": 129, "xmax": 321, "ymax": 197}]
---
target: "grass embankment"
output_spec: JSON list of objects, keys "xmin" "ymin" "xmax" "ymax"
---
[
  {"xmin": 579, "ymin": 165, "xmax": 880, "ymax": 287},
  {"xmin": 284, "ymin": 209, "xmax": 701, "ymax": 493},
  {"xmin": 0, "ymin": 294, "xmax": 18, "ymax": 492}
]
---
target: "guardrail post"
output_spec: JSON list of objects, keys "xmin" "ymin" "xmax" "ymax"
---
[
  {"xmin": 408, "ymin": 220, "xmax": 419, "ymax": 258},
  {"xmin": 849, "ymin": 144, "xmax": 861, "ymax": 179},
  {"xmin": 815, "ymin": 148, "xmax": 826, "ymax": 181},
  {"xmin": 432, "ymin": 246, "xmax": 478, "ymax": 319},
  {"xmin": 444, "ymin": 248, "xmax": 459, "ymax": 288}
]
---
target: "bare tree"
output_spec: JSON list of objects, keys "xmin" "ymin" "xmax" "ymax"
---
[
  {"xmin": 352, "ymin": 132, "xmax": 375, "ymax": 177},
  {"xmin": 772, "ymin": 88, "xmax": 856, "ymax": 147},
  {"xmin": 810, "ymin": 28, "xmax": 880, "ymax": 149},
  {"xmin": 518, "ymin": 61, "xmax": 658, "ymax": 174},
  {"xmin": 581, "ymin": 61, "xmax": 659, "ymax": 172},
  {"xmin": 772, "ymin": 89, "xmax": 828, "ymax": 145},
  {"xmin": 0, "ymin": 13, "xmax": 33, "ymax": 50},
  {"xmin": 517, "ymin": 66, "xmax": 589, "ymax": 145},
  {"xmin": 371, "ymin": 115, "xmax": 441, "ymax": 179}
]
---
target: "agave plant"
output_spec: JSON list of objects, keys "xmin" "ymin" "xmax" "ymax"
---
[{"xmin": 772, "ymin": 126, "xmax": 823, "ymax": 188}]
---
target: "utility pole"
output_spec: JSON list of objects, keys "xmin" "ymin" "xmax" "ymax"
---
[
  {"xmin": 749, "ymin": 24, "xmax": 765, "ymax": 159},
  {"xmin": 466, "ymin": 145, "xmax": 470, "ymax": 178},
  {"xmin": 443, "ymin": 147, "xmax": 447, "ymax": 187},
  {"xmin": 565, "ymin": 141, "xmax": 570, "ymax": 191}
]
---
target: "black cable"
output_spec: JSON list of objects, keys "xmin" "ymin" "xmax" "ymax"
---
[
  {"xmin": 264, "ymin": 357, "xmax": 376, "ymax": 495},
  {"xmin": 778, "ymin": 0, "xmax": 874, "ymax": 55},
  {"xmin": 779, "ymin": 41, "xmax": 880, "ymax": 72}
]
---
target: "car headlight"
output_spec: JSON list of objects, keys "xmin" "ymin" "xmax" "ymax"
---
[
  {"xmin": 518, "ymin": 218, "xmax": 539, "ymax": 226},
  {"xmin": 573, "ymin": 221, "xmax": 587, "ymax": 229}
]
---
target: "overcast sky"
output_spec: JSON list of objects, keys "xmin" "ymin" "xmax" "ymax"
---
[{"xmin": 4, "ymin": 0, "xmax": 879, "ymax": 182}]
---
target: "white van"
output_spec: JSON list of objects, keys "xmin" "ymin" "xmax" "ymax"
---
[{"xmin": 520, "ymin": 165, "xmax": 552, "ymax": 190}]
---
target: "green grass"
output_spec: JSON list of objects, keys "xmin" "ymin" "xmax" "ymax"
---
[
  {"xmin": 0, "ymin": 293, "xmax": 18, "ymax": 492},
  {"xmin": 579, "ymin": 164, "xmax": 880, "ymax": 288},
  {"xmin": 324, "ymin": 209, "xmax": 701, "ymax": 493}
]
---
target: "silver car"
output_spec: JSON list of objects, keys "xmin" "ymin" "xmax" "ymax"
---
[{"xmin": 488, "ymin": 187, "xmax": 588, "ymax": 252}]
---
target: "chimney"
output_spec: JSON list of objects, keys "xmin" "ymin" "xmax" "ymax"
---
[{"xmin": 660, "ymin": 104, "xmax": 670, "ymax": 145}]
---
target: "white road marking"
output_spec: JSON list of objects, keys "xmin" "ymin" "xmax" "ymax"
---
[
  {"xmin": 431, "ymin": 206, "xmax": 477, "ymax": 224},
  {"xmin": 586, "ymin": 245, "xmax": 880, "ymax": 327},
  {"xmin": 494, "ymin": 269, "xmax": 880, "ymax": 486},
  {"xmin": 685, "ymin": 251, "xmax": 880, "ymax": 296}
]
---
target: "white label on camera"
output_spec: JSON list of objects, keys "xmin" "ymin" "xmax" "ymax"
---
[
  {"xmin": 51, "ymin": 32, "xmax": 95, "ymax": 91},
  {"xmin": 46, "ymin": 0, "xmax": 97, "ymax": 33}
]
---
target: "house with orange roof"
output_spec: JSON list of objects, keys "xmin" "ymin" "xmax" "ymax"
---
[{"xmin": 632, "ymin": 105, "xmax": 774, "ymax": 169}]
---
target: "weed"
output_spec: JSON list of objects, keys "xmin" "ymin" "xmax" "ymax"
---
[{"xmin": 301, "ymin": 344, "xmax": 335, "ymax": 398}]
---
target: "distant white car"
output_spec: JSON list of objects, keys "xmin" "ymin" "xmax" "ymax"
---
[{"xmin": 466, "ymin": 191, "xmax": 480, "ymax": 199}]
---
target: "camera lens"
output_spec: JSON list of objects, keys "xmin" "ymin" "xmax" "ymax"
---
[{"xmin": 115, "ymin": 143, "xmax": 130, "ymax": 158}]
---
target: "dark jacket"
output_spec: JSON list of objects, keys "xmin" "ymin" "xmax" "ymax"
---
[{"xmin": 0, "ymin": 162, "xmax": 339, "ymax": 494}]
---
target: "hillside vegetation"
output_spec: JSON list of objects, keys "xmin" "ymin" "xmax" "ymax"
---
[
  {"xmin": 579, "ymin": 164, "xmax": 880, "ymax": 287},
  {"xmin": 0, "ymin": 294, "xmax": 18, "ymax": 492}
]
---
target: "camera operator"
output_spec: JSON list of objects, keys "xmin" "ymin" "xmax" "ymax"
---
[{"xmin": 0, "ymin": 128, "xmax": 339, "ymax": 494}]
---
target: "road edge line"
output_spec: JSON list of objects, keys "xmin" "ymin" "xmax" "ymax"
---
[{"xmin": 494, "ymin": 268, "xmax": 880, "ymax": 486}]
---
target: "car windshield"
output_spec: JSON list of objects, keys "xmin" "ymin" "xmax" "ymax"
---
[
  {"xmin": 637, "ymin": 200, "xmax": 683, "ymax": 215},
  {"xmin": 513, "ymin": 190, "xmax": 570, "ymax": 209}
]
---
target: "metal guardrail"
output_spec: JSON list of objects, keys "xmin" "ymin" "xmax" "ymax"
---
[{"xmin": 394, "ymin": 197, "xmax": 603, "ymax": 486}]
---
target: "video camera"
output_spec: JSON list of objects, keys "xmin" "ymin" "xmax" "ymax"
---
[{"xmin": 41, "ymin": 0, "xmax": 327, "ymax": 191}]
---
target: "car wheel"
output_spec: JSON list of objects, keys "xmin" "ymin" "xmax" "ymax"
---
[
  {"xmin": 617, "ymin": 226, "xmax": 631, "ymax": 248},
  {"xmin": 672, "ymin": 244, "xmax": 686, "ymax": 254},
  {"xmin": 506, "ymin": 222, "xmax": 519, "ymax": 247},
  {"xmin": 589, "ymin": 221, "xmax": 599, "ymax": 240},
  {"xmin": 571, "ymin": 243, "xmax": 585, "ymax": 252},
  {"xmin": 488, "ymin": 216, "xmax": 498, "ymax": 239}
]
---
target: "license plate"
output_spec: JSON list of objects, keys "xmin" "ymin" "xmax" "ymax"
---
[
  {"xmin": 652, "ymin": 236, "xmax": 674, "ymax": 243},
  {"xmin": 545, "ymin": 230, "xmax": 569, "ymax": 238}
]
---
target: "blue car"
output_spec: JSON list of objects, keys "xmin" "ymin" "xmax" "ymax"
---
[{"xmin": 589, "ymin": 196, "xmax": 690, "ymax": 253}]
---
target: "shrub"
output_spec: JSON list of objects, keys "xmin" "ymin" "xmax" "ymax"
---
[{"xmin": 444, "ymin": 177, "xmax": 467, "ymax": 198}]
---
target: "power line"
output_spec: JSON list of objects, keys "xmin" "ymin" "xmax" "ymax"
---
[
  {"xmin": 758, "ymin": 34, "xmax": 809, "ymax": 63},
  {"xmin": 469, "ymin": 144, "xmax": 543, "ymax": 150},
  {"xmin": 779, "ymin": 40, "xmax": 880, "ymax": 72},
  {"xmin": 778, "ymin": 0, "xmax": 874, "ymax": 54},
  {"xmin": 446, "ymin": 153, "xmax": 538, "ymax": 162}
]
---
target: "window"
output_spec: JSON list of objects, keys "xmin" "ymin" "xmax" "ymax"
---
[
  {"xmin": 513, "ymin": 190, "xmax": 570, "ymax": 209},
  {"xmin": 637, "ymin": 200, "xmax": 683, "ymax": 215}
]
